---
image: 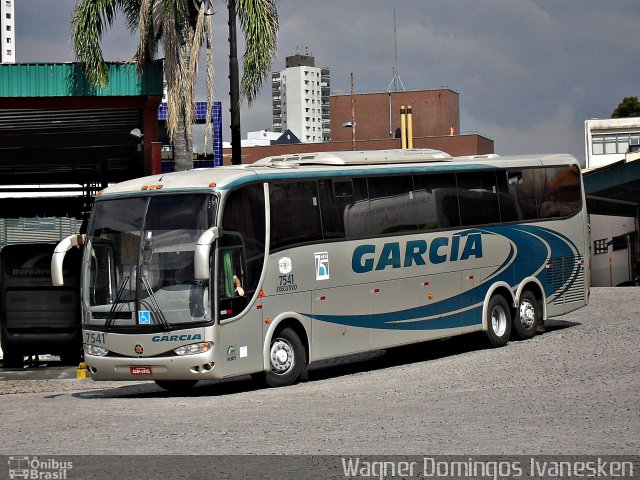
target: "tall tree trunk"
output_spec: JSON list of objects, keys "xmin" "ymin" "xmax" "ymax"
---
[
  {"xmin": 173, "ymin": 120, "xmax": 191, "ymax": 171},
  {"xmin": 173, "ymin": 32, "xmax": 193, "ymax": 172}
]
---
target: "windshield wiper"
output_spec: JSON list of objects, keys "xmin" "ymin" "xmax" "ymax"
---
[
  {"xmin": 140, "ymin": 274, "xmax": 171, "ymax": 331},
  {"xmin": 105, "ymin": 276, "xmax": 129, "ymax": 332}
]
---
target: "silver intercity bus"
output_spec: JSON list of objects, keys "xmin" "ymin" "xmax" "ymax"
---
[{"xmin": 52, "ymin": 149, "xmax": 589, "ymax": 391}]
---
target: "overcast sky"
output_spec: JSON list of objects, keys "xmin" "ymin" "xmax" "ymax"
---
[{"xmin": 14, "ymin": 0, "xmax": 640, "ymax": 162}]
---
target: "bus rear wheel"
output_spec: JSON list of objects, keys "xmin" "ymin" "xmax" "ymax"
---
[
  {"xmin": 155, "ymin": 380, "xmax": 199, "ymax": 392},
  {"xmin": 265, "ymin": 327, "xmax": 306, "ymax": 387},
  {"xmin": 2, "ymin": 349, "xmax": 24, "ymax": 368},
  {"xmin": 512, "ymin": 290, "xmax": 540, "ymax": 340},
  {"xmin": 486, "ymin": 294, "xmax": 512, "ymax": 347}
]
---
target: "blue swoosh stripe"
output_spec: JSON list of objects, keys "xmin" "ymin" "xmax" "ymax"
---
[{"xmin": 305, "ymin": 224, "xmax": 579, "ymax": 331}]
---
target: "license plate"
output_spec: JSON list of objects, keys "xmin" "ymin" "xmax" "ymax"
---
[{"xmin": 130, "ymin": 366, "xmax": 152, "ymax": 376}]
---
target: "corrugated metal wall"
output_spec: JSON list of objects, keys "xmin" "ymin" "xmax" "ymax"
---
[
  {"xmin": 0, "ymin": 62, "xmax": 163, "ymax": 97},
  {"xmin": 0, "ymin": 217, "xmax": 81, "ymax": 248}
]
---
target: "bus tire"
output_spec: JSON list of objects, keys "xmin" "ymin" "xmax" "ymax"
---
[
  {"xmin": 512, "ymin": 290, "xmax": 540, "ymax": 340},
  {"xmin": 2, "ymin": 348, "xmax": 24, "ymax": 368},
  {"xmin": 154, "ymin": 380, "xmax": 199, "ymax": 392},
  {"xmin": 265, "ymin": 327, "xmax": 306, "ymax": 387},
  {"xmin": 485, "ymin": 294, "xmax": 511, "ymax": 347}
]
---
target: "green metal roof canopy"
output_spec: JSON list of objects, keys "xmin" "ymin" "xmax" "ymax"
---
[
  {"xmin": 0, "ymin": 62, "xmax": 164, "ymax": 219},
  {"xmin": 0, "ymin": 61, "xmax": 163, "ymax": 97}
]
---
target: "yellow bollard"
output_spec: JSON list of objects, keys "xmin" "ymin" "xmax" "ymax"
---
[
  {"xmin": 76, "ymin": 361, "xmax": 87, "ymax": 379},
  {"xmin": 407, "ymin": 105, "xmax": 413, "ymax": 149},
  {"xmin": 400, "ymin": 105, "xmax": 407, "ymax": 149}
]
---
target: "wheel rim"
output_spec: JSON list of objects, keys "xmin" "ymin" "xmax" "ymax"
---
[
  {"xmin": 491, "ymin": 305, "xmax": 507, "ymax": 337},
  {"xmin": 519, "ymin": 299, "xmax": 536, "ymax": 329},
  {"xmin": 270, "ymin": 339, "xmax": 293, "ymax": 375}
]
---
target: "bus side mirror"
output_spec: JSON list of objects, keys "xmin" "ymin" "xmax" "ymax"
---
[
  {"xmin": 52, "ymin": 234, "xmax": 85, "ymax": 286},
  {"xmin": 194, "ymin": 227, "xmax": 220, "ymax": 280}
]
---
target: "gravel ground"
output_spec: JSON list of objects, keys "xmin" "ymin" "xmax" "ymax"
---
[{"xmin": 0, "ymin": 287, "xmax": 638, "ymax": 456}]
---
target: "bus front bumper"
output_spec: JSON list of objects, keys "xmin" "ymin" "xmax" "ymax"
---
[{"xmin": 84, "ymin": 352, "xmax": 222, "ymax": 381}]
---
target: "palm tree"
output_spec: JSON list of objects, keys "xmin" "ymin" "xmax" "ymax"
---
[{"xmin": 71, "ymin": 0, "xmax": 278, "ymax": 171}]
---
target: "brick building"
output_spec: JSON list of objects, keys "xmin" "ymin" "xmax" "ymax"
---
[
  {"xmin": 330, "ymin": 89, "xmax": 460, "ymax": 142},
  {"xmin": 225, "ymin": 87, "xmax": 491, "ymax": 164}
]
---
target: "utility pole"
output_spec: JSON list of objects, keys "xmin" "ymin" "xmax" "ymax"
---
[
  {"xmin": 228, "ymin": 0, "xmax": 241, "ymax": 165},
  {"xmin": 387, "ymin": 9, "xmax": 406, "ymax": 137},
  {"xmin": 350, "ymin": 72, "xmax": 356, "ymax": 151}
]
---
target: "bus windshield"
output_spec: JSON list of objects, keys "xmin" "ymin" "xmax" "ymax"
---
[{"xmin": 83, "ymin": 194, "xmax": 216, "ymax": 330}]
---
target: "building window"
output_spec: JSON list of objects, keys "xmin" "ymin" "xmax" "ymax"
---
[
  {"xmin": 6, "ymin": 37, "xmax": 10, "ymax": 43},
  {"xmin": 592, "ymin": 136, "xmax": 603, "ymax": 155},
  {"xmin": 6, "ymin": 49, "xmax": 11, "ymax": 56},
  {"xmin": 604, "ymin": 134, "xmax": 617, "ymax": 154},
  {"xmin": 593, "ymin": 239, "xmax": 608, "ymax": 255},
  {"xmin": 592, "ymin": 132, "xmax": 637, "ymax": 155},
  {"xmin": 6, "ymin": 25, "xmax": 11, "ymax": 31}
]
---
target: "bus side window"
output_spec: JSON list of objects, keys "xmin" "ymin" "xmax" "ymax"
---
[
  {"xmin": 218, "ymin": 246, "xmax": 245, "ymax": 299},
  {"xmin": 318, "ymin": 179, "xmax": 348, "ymax": 240},
  {"xmin": 269, "ymin": 181, "xmax": 322, "ymax": 251},
  {"xmin": 222, "ymin": 184, "xmax": 265, "ymax": 296},
  {"xmin": 340, "ymin": 177, "xmax": 369, "ymax": 239},
  {"xmin": 510, "ymin": 168, "xmax": 541, "ymax": 220},
  {"xmin": 456, "ymin": 171, "xmax": 501, "ymax": 226},
  {"xmin": 539, "ymin": 166, "xmax": 581, "ymax": 218},
  {"xmin": 367, "ymin": 175, "xmax": 418, "ymax": 235},
  {"xmin": 217, "ymin": 242, "xmax": 247, "ymax": 321},
  {"xmin": 497, "ymin": 171, "xmax": 520, "ymax": 222},
  {"xmin": 413, "ymin": 173, "xmax": 460, "ymax": 230}
]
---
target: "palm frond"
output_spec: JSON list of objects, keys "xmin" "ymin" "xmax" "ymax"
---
[
  {"xmin": 71, "ymin": 0, "xmax": 125, "ymax": 87},
  {"xmin": 121, "ymin": 0, "xmax": 144, "ymax": 32},
  {"xmin": 237, "ymin": 0, "xmax": 279, "ymax": 103},
  {"xmin": 134, "ymin": 0, "xmax": 155, "ymax": 73}
]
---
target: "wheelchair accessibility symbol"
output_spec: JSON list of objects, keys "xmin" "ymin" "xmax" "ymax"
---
[{"xmin": 138, "ymin": 311, "xmax": 151, "ymax": 325}]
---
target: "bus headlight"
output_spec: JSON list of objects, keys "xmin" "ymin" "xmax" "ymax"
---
[
  {"xmin": 84, "ymin": 344, "xmax": 109, "ymax": 357},
  {"xmin": 173, "ymin": 342, "xmax": 213, "ymax": 356}
]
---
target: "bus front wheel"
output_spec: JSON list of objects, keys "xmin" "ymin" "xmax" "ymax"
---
[
  {"xmin": 486, "ymin": 295, "xmax": 511, "ymax": 347},
  {"xmin": 266, "ymin": 328, "xmax": 306, "ymax": 387},
  {"xmin": 512, "ymin": 291, "xmax": 540, "ymax": 340}
]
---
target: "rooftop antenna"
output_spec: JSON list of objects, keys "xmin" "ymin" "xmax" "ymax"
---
[
  {"xmin": 387, "ymin": 10, "xmax": 405, "ymax": 136},
  {"xmin": 387, "ymin": 9, "xmax": 406, "ymax": 93}
]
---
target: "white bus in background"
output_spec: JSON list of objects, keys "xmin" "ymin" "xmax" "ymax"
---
[{"xmin": 52, "ymin": 149, "xmax": 589, "ymax": 391}]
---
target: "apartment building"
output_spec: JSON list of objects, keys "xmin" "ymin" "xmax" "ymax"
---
[
  {"xmin": 272, "ymin": 52, "xmax": 330, "ymax": 143},
  {"xmin": 0, "ymin": 0, "xmax": 15, "ymax": 63}
]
